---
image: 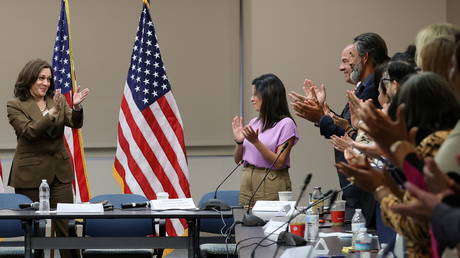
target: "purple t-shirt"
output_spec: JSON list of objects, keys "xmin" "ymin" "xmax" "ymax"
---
[{"xmin": 242, "ymin": 117, "xmax": 299, "ymax": 169}]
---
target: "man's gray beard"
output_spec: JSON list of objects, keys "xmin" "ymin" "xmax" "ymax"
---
[{"xmin": 351, "ymin": 62, "xmax": 362, "ymax": 84}]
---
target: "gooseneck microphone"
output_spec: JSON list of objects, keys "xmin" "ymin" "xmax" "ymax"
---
[
  {"xmin": 242, "ymin": 142, "xmax": 289, "ymax": 227},
  {"xmin": 19, "ymin": 202, "xmax": 40, "ymax": 209},
  {"xmin": 200, "ymin": 160, "xmax": 244, "ymax": 211},
  {"xmin": 276, "ymin": 174, "xmax": 312, "ymax": 246},
  {"xmin": 294, "ymin": 174, "xmax": 312, "ymax": 209},
  {"xmin": 121, "ymin": 201, "xmax": 150, "ymax": 209}
]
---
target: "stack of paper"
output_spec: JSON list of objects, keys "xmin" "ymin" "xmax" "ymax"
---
[
  {"xmin": 251, "ymin": 200, "xmax": 296, "ymax": 221},
  {"xmin": 150, "ymin": 198, "xmax": 197, "ymax": 210},
  {"xmin": 56, "ymin": 203, "xmax": 104, "ymax": 213}
]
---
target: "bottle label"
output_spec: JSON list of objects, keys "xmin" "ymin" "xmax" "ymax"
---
[
  {"xmin": 306, "ymin": 214, "xmax": 318, "ymax": 223},
  {"xmin": 311, "ymin": 199, "xmax": 324, "ymax": 214},
  {"xmin": 355, "ymin": 242, "xmax": 371, "ymax": 251},
  {"xmin": 352, "ymin": 223, "xmax": 365, "ymax": 232}
]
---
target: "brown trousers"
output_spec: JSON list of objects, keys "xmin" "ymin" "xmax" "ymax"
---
[
  {"xmin": 16, "ymin": 179, "xmax": 80, "ymax": 258},
  {"xmin": 239, "ymin": 165, "xmax": 291, "ymax": 207}
]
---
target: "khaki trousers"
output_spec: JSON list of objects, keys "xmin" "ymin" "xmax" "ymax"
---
[{"xmin": 239, "ymin": 165, "xmax": 291, "ymax": 207}]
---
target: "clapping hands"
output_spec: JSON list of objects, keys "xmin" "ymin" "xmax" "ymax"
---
[
  {"xmin": 231, "ymin": 116, "xmax": 259, "ymax": 144},
  {"xmin": 289, "ymin": 79, "xmax": 327, "ymax": 123},
  {"xmin": 49, "ymin": 89, "xmax": 64, "ymax": 117},
  {"xmin": 232, "ymin": 116, "xmax": 244, "ymax": 143},
  {"xmin": 73, "ymin": 85, "xmax": 90, "ymax": 106}
]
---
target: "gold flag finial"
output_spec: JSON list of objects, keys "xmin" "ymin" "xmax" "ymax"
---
[{"xmin": 143, "ymin": 0, "xmax": 150, "ymax": 8}]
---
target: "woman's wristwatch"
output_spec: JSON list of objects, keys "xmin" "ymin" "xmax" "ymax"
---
[{"xmin": 234, "ymin": 139, "xmax": 243, "ymax": 145}]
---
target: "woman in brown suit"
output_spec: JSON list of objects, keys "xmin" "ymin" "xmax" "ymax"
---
[{"xmin": 7, "ymin": 59, "xmax": 89, "ymax": 258}]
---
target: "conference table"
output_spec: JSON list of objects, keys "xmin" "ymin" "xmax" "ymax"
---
[
  {"xmin": 0, "ymin": 208, "xmax": 232, "ymax": 258},
  {"xmin": 234, "ymin": 208, "xmax": 378, "ymax": 258}
]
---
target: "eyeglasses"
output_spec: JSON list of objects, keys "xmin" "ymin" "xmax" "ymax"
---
[{"xmin": 381, "ymin": 78, "xmax": 392, "ymax": 84}]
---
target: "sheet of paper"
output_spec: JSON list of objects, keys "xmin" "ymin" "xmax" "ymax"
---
[
  {"xmin": 280, "ymin": 246, "xmax": 313, "ymax": 258},
  {"xmin": 318, "ymin": 232, "xmax": 353, "ymax": 238},
  {"xmin": 150, "ymin": 198, "xmax": 197, "ymax": 210},
  {"xmin": 252, "ymin": 201, "xmax": 295, "ymax": 212},
  {"xmin": 56, "ymin": 203, "xmax": 104, "ymax": 213},
  {"xmin": 263, "ymin": 217, "xmax": 289, "ymax": 237}
]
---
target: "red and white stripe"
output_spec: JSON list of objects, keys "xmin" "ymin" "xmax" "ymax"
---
[
  {"xmin": 63, "ymin": 93, "xmax": 91, "ymax": 203},
  {"xmin": 114, "ymin": 82, "xmax": 190, "ymax": 236},
  {"xmin": 0, "ymin": 160, "xmax": 4, "ymax": 193}
]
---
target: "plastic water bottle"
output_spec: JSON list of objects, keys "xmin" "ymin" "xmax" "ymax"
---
[
  {"xmin": 311, "ymin": 187, "xmax": 324, "ymax": 218},
  {"xmin": 351, "ymin": 208, "xmax": 366, "ymax": 249},
  {"xmin": 39, "ymin": 179, "xmax": 50, "ymax": 213},
  {"xmin": 304, "ymin": 205, "xmax": 319, "ymax": 242},
  {"xmin": 355, "ymin": 227, "xmax": 372, "ymax": 257}
]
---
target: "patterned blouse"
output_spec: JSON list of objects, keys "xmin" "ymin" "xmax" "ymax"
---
[{"xmin": 379, "ymin": 130, "xmax": 451, "ymax": 258}]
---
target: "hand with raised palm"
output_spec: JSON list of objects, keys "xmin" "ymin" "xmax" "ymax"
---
[
  {"xmin": 330, "ymin": 135, "xmax": 353, "ymax": 152},
  {"xmin": 49, "ymin": 89, "xmax": 63, "ymax": 117},
  {"xmin": 73, "ymin": 85, "xmax": 90, "ymax": 106},
  {"xmin": 358, "ymin": 103, "xmax": 412, "ymax": 156},
  {"xmin": 232, "ymin": 116, "xmax": 245, "ymax": 143},
  {"xmin": 303, "ymin": 79, "xmax": 326, "ymax": 105}
]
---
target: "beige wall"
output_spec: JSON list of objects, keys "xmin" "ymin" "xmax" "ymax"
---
[
  {"xmin": 447, "ymin": 0, "xmax": 460, "ymax": 26},
  {"xmin": 0, "ymin": 0, "xmax": 240, "ymax": 148},
  {"xmin": 242, "ymin": 0, "xmax": 446, "ymax": 202},
  {"xmin": 1, "ymin": 1, "xmax": 457, "ymax": 204}
]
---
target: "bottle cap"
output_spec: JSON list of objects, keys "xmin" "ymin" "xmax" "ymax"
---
[
  {"xmin": 42, "ymin": 179, "xmax": 47, "ymax": 183},
  {"xmin": 355, "ymin": 208, "xmax": 362, "ymax": 212}
]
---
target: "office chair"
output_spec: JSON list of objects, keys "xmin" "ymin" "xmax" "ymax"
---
[
  {"xmin": 81, "ymin": 194, "xmax": 164, "ymax": 258},
  {"xmin": 198, "ymin": 190, "xmax": 239, "ymax": 258},
  {"xmin": 0, "ymin": 193, "xmax": 45, "ymax": 258}
]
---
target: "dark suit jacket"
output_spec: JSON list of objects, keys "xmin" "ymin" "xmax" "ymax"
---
[
  {"xmin": 7, "ymin": 96, "xmax": 83, "ymax": 188},
  {"xmin": 318, "ymin": 74, "xmax": 380, "ymax": 226}
]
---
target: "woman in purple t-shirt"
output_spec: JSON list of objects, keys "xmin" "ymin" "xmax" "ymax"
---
[{"xmin": 232, "ymin": 73, "xmax": 299, "ymax": 206}]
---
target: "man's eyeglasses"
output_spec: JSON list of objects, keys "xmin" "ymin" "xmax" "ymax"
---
[{"xmin": 381, "ymin": 78, "xmax": 392, "ymax": 84}]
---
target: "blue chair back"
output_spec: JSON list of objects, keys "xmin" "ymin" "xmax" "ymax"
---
[
  {"xmin": 198, "ymin": 190, "xmax": 239, "ymax": 234},
  {"xmin": 0, "ymin": 193, "xmax": 33, "ymax": 237},
  {"xmin": 85, "ymin": 194, "xmax": 154, "ymax": 237}
]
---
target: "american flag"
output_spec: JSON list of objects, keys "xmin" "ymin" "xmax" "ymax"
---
[
  {"xmin": 0, "ymin": 161, "xmax": 4, "ymax": 193},
  {"xmin": 113, "ymin": 2, "xmax": 190, "ymax": 238},
  {"xmin": 52, "ymin": 0, "xmax": 91, "ymax": 202}
]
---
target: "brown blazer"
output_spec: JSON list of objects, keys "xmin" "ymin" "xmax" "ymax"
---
[{"xmin": 7, "ymin": 96, "xmax": 83, "ymax": 188}]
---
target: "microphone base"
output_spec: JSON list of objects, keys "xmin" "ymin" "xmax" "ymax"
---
[
  {"xmin": 200, "ymin": 199, "xmax": 231, "ymax": 211},
  {"xmin": 242, "ymin": 213, "xmax": 266, "ymax": 227},
  {"xmin": 276, "ymin": 231, "xmax": 307, "ymax": 246}
]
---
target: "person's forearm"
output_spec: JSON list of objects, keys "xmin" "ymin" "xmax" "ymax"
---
[
  {"xmin": 251, "ymin": 139, "xmax": 292, "ymax": 169},
  {"xmin": 233, "ymin": 144, "xmax": 243, "ymax": 164},
  {"xmin": 252, "ymin": 140, "xmax": 278, "ymax": 166}
]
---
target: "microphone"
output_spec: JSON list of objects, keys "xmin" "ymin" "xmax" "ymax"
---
[
  {"xmin": 19, "ymin": 202, "xmax": 40, "ymax": 209},
  {"xmin": 276, "ymin": 174, "xmax": 312, "ymax": 247},
  {"xmin": 294, "ymin": 174, "xmax": 312, "ymax": 209},
  {"xmin": 243, "ymin": 142, "xmax": 289, "ymax": 227},
  {"xmin": 121, "ymin": 201, "xmax": 150, "ymax": 209},
  {"xmin": 326, "ymin": 190, "xmax": 339, "ymax": 213},
  {"xmin": 200, "ymin": 160, "xmax": 244, "ymax": 211}
]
